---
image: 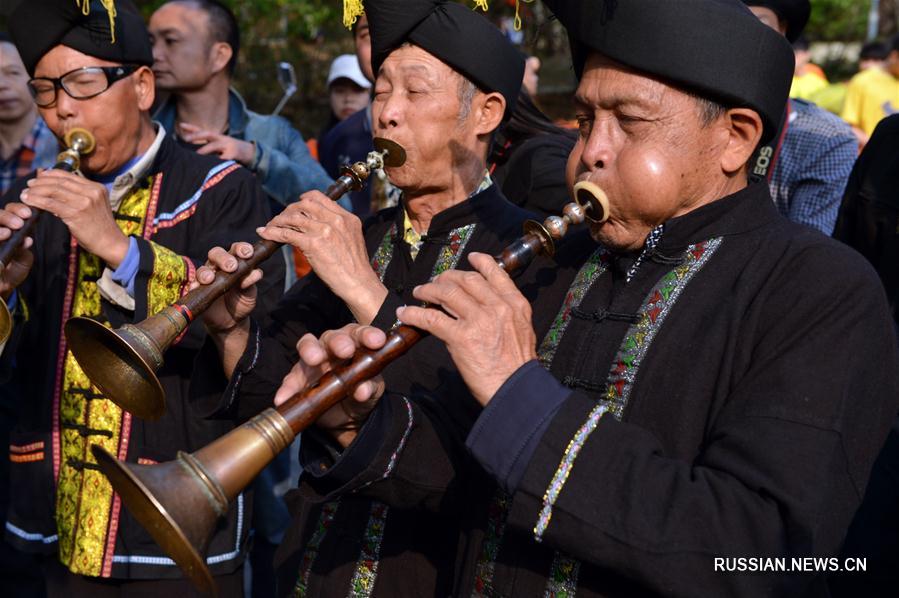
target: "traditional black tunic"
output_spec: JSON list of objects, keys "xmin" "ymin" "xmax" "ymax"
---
[
  {"xmin": 196, "ymin": 183, "xmax": 563, "ymax": 597},
  {"xmin": 0, "ymin": 134, "xmax": 284, "ymax": 581},
  {"xmin": 297, "ymin": 181, "xmax": 899, "ymax": 597}
]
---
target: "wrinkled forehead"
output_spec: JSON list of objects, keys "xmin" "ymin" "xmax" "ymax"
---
[
  {"xmin": 378, "ymin": 43, "xmax": 461, "ymax": 87},
  {"xmin": 34, "ymin": 44, "xmax": 122, "ymax": 78},
  {"xmin": 574, "ymin": 53, "xmax": 680, "ymax": 109}
]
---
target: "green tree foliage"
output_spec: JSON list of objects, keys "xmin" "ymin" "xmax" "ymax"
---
[{"xmin": 807, "ymin": 0, "xmax": 870, "ymax": 41}]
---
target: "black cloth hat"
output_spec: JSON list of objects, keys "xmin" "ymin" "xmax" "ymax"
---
[
  {"xmin": 544, "ymin": 0, "xmax": 794, "ymax": 143},
  {"xmin": 742, "ymin": 0, "xmax": 811, "ymax": 43},
  {"xmin": 365, "ymin": 0, "xmax": 525, "ymax": 119},
  {"xmin": 9, "ymin": 0, "xmax": 153, "ymax": 77}
]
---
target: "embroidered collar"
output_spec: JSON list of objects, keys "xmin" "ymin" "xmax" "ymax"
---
[{"xmin": 402, "ymin": 170, "xmax": 492, "ymax": 259}]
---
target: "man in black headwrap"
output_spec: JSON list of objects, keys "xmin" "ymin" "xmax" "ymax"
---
[
  {"xmin": 281, "ymin": 0, "xmax": 899, "ymax": 595},
  {"xmin": 190, "ymin": 1, "xmax": 531, "ymax": 596},
  {"xmin": 0, "ymin": 0, "xmax": 283, "ymax": 594}
]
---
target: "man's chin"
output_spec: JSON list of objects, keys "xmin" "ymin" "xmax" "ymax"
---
[{"xmin": 588, "ymin": 222, "xmax": 643, "ymax": 252}]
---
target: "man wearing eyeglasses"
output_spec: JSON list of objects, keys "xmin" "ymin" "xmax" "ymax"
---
[{"xmin": 0, "ymin": 1, "xmax": 283, "ymax": 595}]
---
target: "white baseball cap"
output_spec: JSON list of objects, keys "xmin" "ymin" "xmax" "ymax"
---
[{"xmin": 327, "ymin": 54, "xmax": 372, "ymax": 89}]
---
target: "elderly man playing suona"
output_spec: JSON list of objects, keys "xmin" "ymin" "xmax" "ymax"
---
[
  {"xmin": 190, "ymin": 1, "xmax": 542, "ymax": 595},
  {"xmin": 0, "ymin": 0, "xmax": 283, "ymax": 595},
  {"xmin": 272, "ymin": 0, "xmax": 899, "ymax": 596}
]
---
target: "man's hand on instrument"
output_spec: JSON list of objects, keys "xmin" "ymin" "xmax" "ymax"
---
[
  {"xmin": 257, "ymin": 191, "xmax": 388, "ymax": 324},
  {"xmin": 19, "ymin": 169, "xmax": 130, "ymax": 268},
  {"xmin": 177, "ymin": 123, "xmax": 256, "ymax": 167},
  {"xmin": 193, "ymin": 242, "xmax": 261, "ymax": 334},
  {"xmin": 274, "ymin": 324, "xmax": 386, "ymax": 448},
  {"xmin": 0, "ymin": 203, "xmax": 35, "ymax": 299},
  {"xmin": 397, "ymin": 252, "xmax": 537, "ymax": 407}
]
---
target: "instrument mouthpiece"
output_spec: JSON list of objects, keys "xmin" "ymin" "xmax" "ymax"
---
[{"xmin": 573, "ymin": 181, "xmax": 610, "ymax": 224}]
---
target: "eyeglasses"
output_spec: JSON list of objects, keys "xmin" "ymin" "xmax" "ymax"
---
[{"xmin": 27, "ymin": 65, "xmax": 139, "ymax": 108}]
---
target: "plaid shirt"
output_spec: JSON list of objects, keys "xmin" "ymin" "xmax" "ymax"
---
[
  {"xmin": 769, "ymin": 99, "xmax": 858, "ymax": 235},
  {"xmin": 0, "ymin": 117, "xmax": 56, "ymax": 195}
]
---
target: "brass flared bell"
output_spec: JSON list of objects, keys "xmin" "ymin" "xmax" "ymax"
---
[
  {"xmin": 65, "ymin": 317, "xmax": 167, "ymax": 421},
  {"xmin": 92, "ymin": 446, "xmax": 219, "ymax": 595},
  {"xmin": 93, "ymin": 408, "xmax": 294, "ymax": 594}
]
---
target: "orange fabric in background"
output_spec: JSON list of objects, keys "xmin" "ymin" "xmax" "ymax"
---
[{"xmin": 293, "ymin": 246, "xmax": 312, "ymax": 279}]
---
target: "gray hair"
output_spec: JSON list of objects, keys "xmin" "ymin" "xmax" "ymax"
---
[
  {"xmin": 691, "ymin": 94, "xmax": 727, "ymax": 127},
  {"xmin": 457, "ymin": 76, "xmax": 479, "ymax": 122}
]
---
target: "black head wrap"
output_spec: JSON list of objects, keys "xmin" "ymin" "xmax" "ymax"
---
[
  {"xmin": 544, "ymin": 0, "xmax": 794, "ymax": 143},
  {"xmin": 365, "ymin": 0, "xmax": 525, "ymax": 119},
  {"xmin": 742, "ymin": 0, "xmax": 811, "ymax": 43},
  {"xmin": 9, "ymin": 0, "xmax": 153, "ymax": 77}
]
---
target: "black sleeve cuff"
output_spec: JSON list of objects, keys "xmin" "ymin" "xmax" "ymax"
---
[
  {"xmin": 299, "ymin": 393, "xmax": 414, "ymax": 495},
  {"xmin": 466, "ymin": 360, "xmax": 571, "ymax": 493},
  {"xmin": 370, "ymin": 292, "xmax": 405, "ymax": 331},
  {"xmin": 194, "ymin": 318, "xmax": 263, "ymax": 419}
]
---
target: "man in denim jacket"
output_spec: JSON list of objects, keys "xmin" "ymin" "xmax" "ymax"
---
[{"xmin": 148, "ymin": 1, "xmax": 346, "ymax": 284}]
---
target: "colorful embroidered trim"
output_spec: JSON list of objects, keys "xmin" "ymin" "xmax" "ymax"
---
[
  {"xmin": 603, "ymin": 237, "xmax": 723, "ymax": 420},
  {"xmin": 50, "ymin": 174, "xmax": 171, "ymax": 577},
  {"xmin": 471, "ymin": 249, "xmax": 609, "ymax": 596},
  {"xmin": 348, "ymin": 501, "xmax": 389, "ymax": 597},
  {"xmin": 533, "ymin": 404, "xmax": 608, "ymax": 543},
  {"xmin": 533, "ymin": 238, "xmax": 723, "ymax": 542},
  {"xmin": 293, "ymin": 222, "xmax": 474, "ymax": 594},
  {"xmin": 293, "ymin": 501, "xmax": 339, "ymax": 597},
  {"xmin": 370, "ymin": 223, "xmax": 398, "ymax": 281},
  {"xmin": 357, "ymin": 396, "xmax": 414, "ymax": 492},
  {"xmin": 546, "ymin": 553, "xmax": 581, "ymax": 597},
  {"xmin": 57, "ymin": 247, "xmax": 126, "ymax": 576},
  {"xmin": 10, "ymin": 452, "xmax": 43, "ymax": 463},
  {"xmin": 383, "ymin": 397, "xmax": 413, "ymax": 478},
  {"xmin": 537, "ymin": 248, "xmax": 610, "ymax": 367},
  {"xmin": 10, "ymin": 441, "xmax": 44, "ymax": 453},
  {"xmin": 146, "ymin": 244, "xmax": 189, "ymax": 319},
  {"xmin": 431, "ymin": 223, "xmax": 477, "ymax": 277},
  {"xmin": 143, "ymin": 173, "xmax": 163, "ymax": 239},
  {"xmin": 472, "ymin": 490, "xmax": 511, "ymax": 597},
  {"xmin": 153, "ymin": 161, "xmax": 239, "ymax": 230}
]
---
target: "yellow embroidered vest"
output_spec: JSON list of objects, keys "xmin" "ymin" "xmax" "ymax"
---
[{"xmin": 55, "ymin": 176, "xmax": 188, "ymax": 576}]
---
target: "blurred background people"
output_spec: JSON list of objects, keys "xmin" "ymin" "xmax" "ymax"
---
[
  {"xmin": 744, "ymin": 0, "xmax": 857, "ymax": 235},
  {"xmin": 860, "ymin": 40, "xmax": 890, "ymax": 72},
  {"xmin": 149, "ymin": 0, "xmax": 341, "ymax": 289},
  {"xmin": 0, "ymin": 28, "xmax": 55, "ymax": 598},
  {"xmin": 522, "ymin": 54, "xmax": 540, "ymax": 97},
  {"xmin": 489, "ymin": 88, "xmax": 576, "ymax": 219},
  {"xmin": 791, "ymin": 35, "xmax": 829, "ymax": 100},
  {"xmin": 319, "ymin": 53, "xmax": 370, "ymax": 141},
  {"xmin": 318, "ymin": 13, "xmax": 400, "ymax": 217},
  {"xmin": 0, "ymin": 33, "xmax": 57, "ymax": 195},
  {"xmin": 841, "ymin": 33, "xmax": 899, "ymax": 146}
]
